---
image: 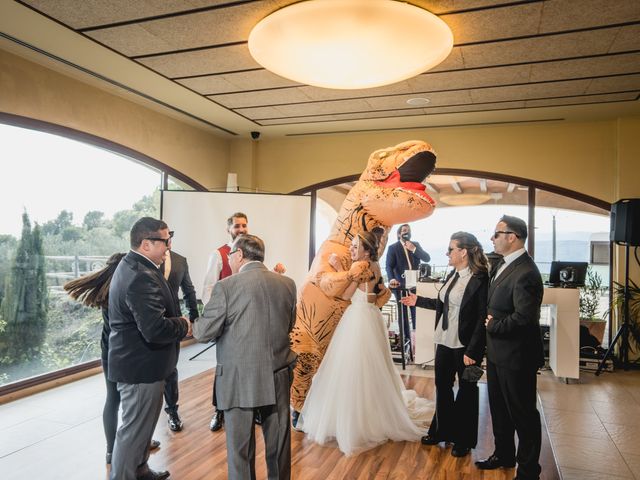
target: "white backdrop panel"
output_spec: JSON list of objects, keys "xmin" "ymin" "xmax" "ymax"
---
[{"xmin": 162, "ymin": 191, "xmax": 311, "ymax": 300}]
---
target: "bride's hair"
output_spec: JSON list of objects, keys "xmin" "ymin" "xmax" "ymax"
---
[
  {"xmin": 450, "ymin": 231, "xmax": 488, "ymax": 275},
  {"xmin": 357, "ymin": 231, "xmax": 379, "ymax": 261}
]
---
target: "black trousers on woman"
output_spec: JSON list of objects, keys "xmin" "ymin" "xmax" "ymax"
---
[{"xmin": 427, "ymin": 344, "xmax": 479, "ymax": 448}]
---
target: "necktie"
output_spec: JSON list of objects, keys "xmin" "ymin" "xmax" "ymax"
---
[
  {"xmin": 441, "ymin": 272, "xmax": 459, "ymax": 331},
  {"xmin": 491, "ymin": 258, "xmax": 505, "ymax": 282}
]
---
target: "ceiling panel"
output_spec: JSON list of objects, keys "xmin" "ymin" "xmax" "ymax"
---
[{"xmin": 7, "ymin": 0, "xmax": 640, "ymax": 136}]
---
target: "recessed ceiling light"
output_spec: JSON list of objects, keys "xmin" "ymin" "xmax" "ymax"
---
[
  {"xmin": 248, "ymin": 0, "xmax": 454, "ymax": 90},
  {"xmin": 406, "ymin": 98, "xmax": 431, "ymax": 106}
]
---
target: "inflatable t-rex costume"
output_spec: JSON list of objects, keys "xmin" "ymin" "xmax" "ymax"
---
[{"xmin": 290, "ymin": 140, "xmax": 438, "ymax": 412}]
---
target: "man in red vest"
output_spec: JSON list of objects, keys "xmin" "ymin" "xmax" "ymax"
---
[{"xmin": 202, "ymin": 212, "xmax": 249, "ymax": 431}]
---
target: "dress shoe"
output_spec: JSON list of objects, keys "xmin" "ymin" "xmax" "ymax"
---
[
  {"xmin": 136, "ymin": 467, "xmax": 170, "ymax": 480},
  {"xmin": 167, "ymin": 411, "xmax": 183, "ymax": 432},
  {"xmin": 106, "ymin": 452, "xmax": 112, "ymax": 465},
  {"xmin": 451, "ymin": 445, "xmax": 471, "ymax": 457},
  {"xmin": 421, "ymin": 434, "xmax": 444, "ymax": 445},
  {"xmin": 254, "ymin": 410, "xmax": 263, "ymax": 426},
  {"xmin": 150, "ymin": 439, "xmax": 161, "ymax": 450},
  {"xmin": 209, "ymin": 410, "xmax": 224, "ymax": 431},
  {"xmin": 291, "ymin": 410, "xmax": 303, "ymax": 432},
  {"xmin": 475, "ymin": 454, "xmax": 516, "ymax": 469}
]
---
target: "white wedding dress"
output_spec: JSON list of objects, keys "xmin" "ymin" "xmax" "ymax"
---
[{"xmin": 301, "ymin": 287, "xmax": 433, "ymax": 456}]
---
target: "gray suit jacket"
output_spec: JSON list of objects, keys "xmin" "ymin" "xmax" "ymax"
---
[{"xmin": 193, "ymin": 262, "xmax": 297, "ymax": 410}]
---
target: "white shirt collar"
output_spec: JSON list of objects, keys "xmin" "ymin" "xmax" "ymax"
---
[
  {"xmin": 502, "ymin": 247, "xmax": 526, "ymax": 267},
  {"xmin": 455, "ymin": 266, "xmax": 471, "ymax": 277},
  {"xmin": 131, "ymin": 249, "xmax": 161, "ymax": 268}
]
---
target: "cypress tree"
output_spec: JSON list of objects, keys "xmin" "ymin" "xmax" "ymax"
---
[{"xmin": 0, "ymin": 212, "xmax": 48, "ymax": 363}]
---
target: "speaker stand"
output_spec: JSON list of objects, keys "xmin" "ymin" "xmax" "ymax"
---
[{"xmin": 596, "ymin": 243, "xmax": 631, "ymax": 375}]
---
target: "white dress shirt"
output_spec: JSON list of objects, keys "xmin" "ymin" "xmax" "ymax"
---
[{"xmin": 433, "ymin": 267, "xmax": 472, "ymax": 349}]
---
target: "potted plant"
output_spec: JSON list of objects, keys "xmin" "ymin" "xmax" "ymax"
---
[
  {"xmin": 579, "ymin": 268, "xmax": 606, "ymax": 344},
  {"xmin": 609, "ymin": 277, "xmax": 640, "ymax": 354}
]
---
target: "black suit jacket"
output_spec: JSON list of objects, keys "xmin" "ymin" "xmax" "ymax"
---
[
  {"xmin": 161, "ymin": 250, "xmax": 199, "ymax": 321},
  {"xmin": 385, "ymin": 240, "xmax": 431, "ymax": 287},
  {"xmin": 415, "ymin": 271, "xmax": 488, "ymax": 362},
  {"xmin": 486, "ymin": 252, "xmax": 544, "ymax": 370},
  {"xmin": 107, "ymin": 251, "xmax": 188, "ymax": 384}
]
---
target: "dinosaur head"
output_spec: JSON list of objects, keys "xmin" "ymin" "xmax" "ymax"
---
[{"xmin": 358, "ymin": 140, "xmax": 437, "ymax": 225}]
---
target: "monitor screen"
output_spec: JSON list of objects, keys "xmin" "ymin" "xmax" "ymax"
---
[{"xmin": 548, "ymin": 261, "xmax": 588, "ymax": 288}]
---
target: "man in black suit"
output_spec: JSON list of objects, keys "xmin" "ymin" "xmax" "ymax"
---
[
  {"xmin": 160, "ymin": 248, "xmax": 199, "ymax": 432},
  {"xmin": 108, "ymin": 217, "xmax": 190, "ymax": 480},
  {"xmin": 475, "ymin": 215, "xmax": 544, "ymax": 480},
  {"xmin": 386, "ymin": 223, "xmax": 431, "ymax": 334}
]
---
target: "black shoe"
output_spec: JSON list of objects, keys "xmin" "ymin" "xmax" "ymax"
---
[
  {"xmin": 291, "ymin": 410, "xmax": 303, "ymax": 431},
  {"xmin": 209, "ymin": 410, "xmax": 224, "ymax": 431},
  {"xmin": 150, "ymin": 439, "xmax": 161, "ymax": 450},
  {"xmin": 106, "ymin": 452, "xmax": 112, "ymax": 465},
  {"xmin": 421, "ymin": 434, "xmax": 443, "ymax": 445},
  {"xmin": 451, "ymin": 445, "xmax": 471, "ymax": 457},
  {"xmin": 254, "ymin": 410, "xmax": 262, "ymax": 426},
  {"xmin": 475, "ymin": 454, "xmax": 516, "ymax": 469},
  {"xmin": 167, "ymin": 411, "xmax": 183, "ymax": 432},
  {"xmin": 136, "ymin": 467, "xmax": 170, "ymax": 480}
]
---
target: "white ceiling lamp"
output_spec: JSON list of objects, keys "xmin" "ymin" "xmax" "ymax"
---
[{"xmin": 248, "ymin": 0, "xmax": 454, "ymax": 90}]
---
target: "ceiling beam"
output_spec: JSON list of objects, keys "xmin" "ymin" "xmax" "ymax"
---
[
  {"xmin": 507, "ymin": 183, "xmax": 516, "ymax": 193},
  {"xmin": 479, "ymin": 179, "xmax": 487, "ymax": 192},
  {"xmin": 425, "ymin": 182, "xmax": 440, "ymax": 193},
  {"xmin": 451, "ymin": 180, "xmax": 462, "ymax": 193}
]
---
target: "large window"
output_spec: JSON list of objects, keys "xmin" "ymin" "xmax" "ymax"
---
[{"xmin": 0, "ymin": 123, "xmax": 163, "ymax": 387}]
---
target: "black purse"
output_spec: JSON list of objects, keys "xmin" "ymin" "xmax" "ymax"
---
[{"xmin": 461, "ymin": 364, "xmax": 484, "ymax": 383}]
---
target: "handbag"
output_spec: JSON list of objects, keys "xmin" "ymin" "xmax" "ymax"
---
[{"xmin": 461, "ymin": 364, "xmax": 484, "ymax": 383}]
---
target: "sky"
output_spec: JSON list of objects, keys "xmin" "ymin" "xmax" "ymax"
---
[{"xmin": 1, "ymin": 123, "xmax": 162, "ymax": 237}]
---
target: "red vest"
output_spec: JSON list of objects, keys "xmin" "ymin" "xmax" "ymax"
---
[{"xmin": 218, "ymin": 244, "xmax": 232, "ymax": 280}]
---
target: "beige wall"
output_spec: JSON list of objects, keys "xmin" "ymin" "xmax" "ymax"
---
[
  {"xmin": 251, "ymin": 121, "xmax": 628, "ymax": 203},
  {"xmin": 0, "ymin": 50, "xmax": 230, "ymax": 190}
]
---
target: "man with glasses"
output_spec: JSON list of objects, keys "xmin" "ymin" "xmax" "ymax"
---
[
  {"xmin": 108, "ymin": 217, "xmax": 190, "ymax": 480},
  {"xmin": 202, "ymin": 212, "xmax": 249, "ymax": 432},
  {"xmin": 194, "ymin": 234, "xmax": 297, "ymax": 480},
  {"xmin": 476, "ymin": 215, "xmax": 544, "ymax": 480}
]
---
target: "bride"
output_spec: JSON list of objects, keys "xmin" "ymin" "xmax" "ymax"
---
[{"xmin": 300, "ymin": 231, "xmax": 432, "ymax": 456}]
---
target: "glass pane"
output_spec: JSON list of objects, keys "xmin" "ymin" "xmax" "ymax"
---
[
  {"xmin": 0, "ymin": 123, "xmax": 162, "ymax": 387},
  {"xmin": 534, "ymin": 188, "xmax": 610, "ymax": 344},
  {"xmin": 167, "ymin": 175, "xmax": 195, "ymax": 191}
]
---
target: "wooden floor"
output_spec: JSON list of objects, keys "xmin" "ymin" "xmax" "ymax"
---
[{"xmin": 136, "ymin": 369, "xmax": 559, "ymax": 480}]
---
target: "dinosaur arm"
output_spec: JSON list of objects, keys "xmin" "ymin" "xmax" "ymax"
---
[
  {"xmin": 374, "ymin": 285, "xmax": 392, "ymax": 308},
  {"xmin": 316, "ymin": 260, "xmax": 371, "ymax": 298}
]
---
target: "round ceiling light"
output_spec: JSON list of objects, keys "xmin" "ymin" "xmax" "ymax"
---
[
  {"xmin": 407, "ymin": 97, "xmax": 431, "ymax": 106},
  {"xmin": 248, "ymin": 0, "xmax": 454, "ymax": 90}
]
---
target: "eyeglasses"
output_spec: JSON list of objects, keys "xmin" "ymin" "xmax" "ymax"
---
[
  {"xmin": 492, "ymin": 230, "xmax": 519, "ymax": 239},
  {"xmin": 446, "ymin": 247, "xmax": 462, "ymax": 254},
  {"xmin": 146, "ymin": 231, "xmax": 174, "ymax": 246},
  {"xmin": 229, "ymin": 248, "xmax": 240, "ymax": 256}
]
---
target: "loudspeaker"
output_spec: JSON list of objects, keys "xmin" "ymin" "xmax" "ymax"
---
[{"xmin": 611, "ymin": 199, "xmax": 640, "ymax": 246}]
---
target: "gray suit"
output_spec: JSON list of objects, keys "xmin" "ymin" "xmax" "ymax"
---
[{"xmin": 193, "ymin": 261, "xmax": 297, "ymax": 480}]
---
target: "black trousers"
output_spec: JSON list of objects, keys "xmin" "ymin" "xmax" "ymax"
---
[
  {"xmin": 487, "ymin": 360, "xmax": 541, "ymax": 480},
  {"xmin": 163, "ymin": 368, "xmax": 179, "ymax": 413},
  {"xmin": 427, "ymin": 344, "xmax": 479, "ymax": 447}
]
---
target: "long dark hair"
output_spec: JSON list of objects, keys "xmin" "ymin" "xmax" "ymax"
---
[
  {"xmin": 357, "ymin": 231, "xmax": 380, "ymax": 261},
  {"xmin": 63, "ymin": 253, "xmax": 125, "ymax": 308},
  {"xmin": 450, "ymin": 232, "xmax": 488, "ymax": 275}
]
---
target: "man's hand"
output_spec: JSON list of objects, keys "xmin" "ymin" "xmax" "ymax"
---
[
  {"xmin": 399, "ymin": 292, "xmax": 417, "ymax": 306},
  {"xmin": 485, "ymin": 314, "xmax": 493, "ymax": 327},
  {"xmin": 181, "ymin": 317, "xmax": 192, "ymax": 337},
  {"xmin": 463, "ymin": 354, "xmax": 475, "ymax": 366},
  {"xmin": 389, "ymin": 278, "xmax": 400, "ymax": 289},
  {"xmin": 273, "ymin": 263, "xmax": 286, "ymax": 274},
  {"xmin": 403, "ymin": 240, "xmax": 416, "ymax": 253}
]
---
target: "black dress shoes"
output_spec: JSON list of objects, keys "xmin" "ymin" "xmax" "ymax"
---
[
  {"xmin": 254, "ymin": 410, "xmax": 263, "ymax": 426},
  {"xmin": 451, "ymin": 445, "xmax": 471, "ymax": 457},
  {"xmin": 210, "ymin": 410, "xmax": 224, "ymax": 431},
  {"xmin": 136, "ymin": 467, "xmax": 170, "ymax": 480},
  {"xmin": 475, "ymin": 454, "xmax": 516, "ymax": 469},
  {"xmin": 167, "ymin": 411, "xmax": 183, "ymax": 432},
  {"xmin": 291, "ymin": 410, "xmax": 303, "ymax": 432},
  {"xmin": 421, "ymin": 434, "xmax": 444, "ymax": 445}
]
